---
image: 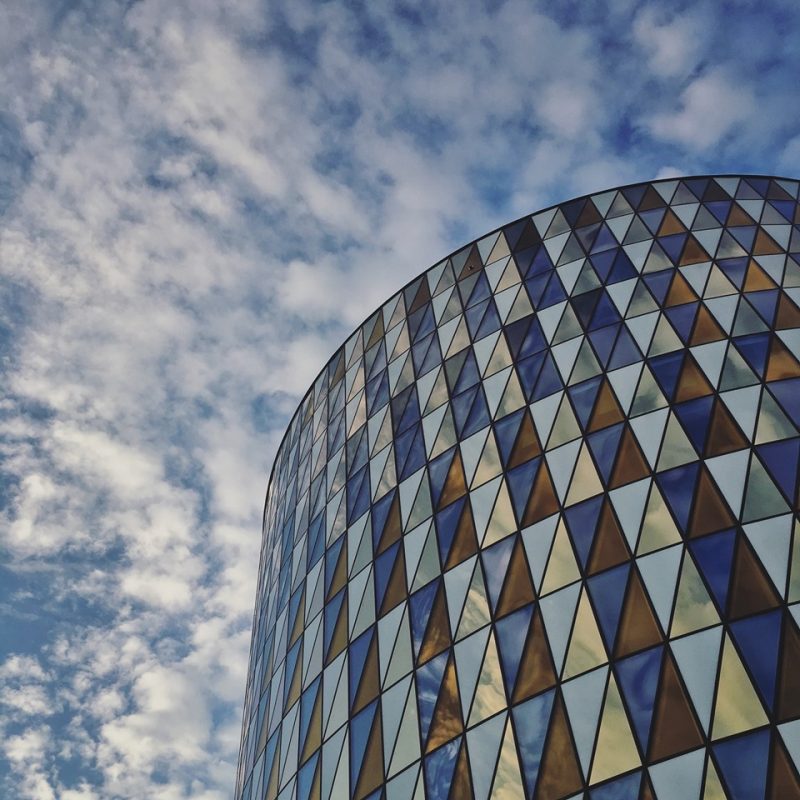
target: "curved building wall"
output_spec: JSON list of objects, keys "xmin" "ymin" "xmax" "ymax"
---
[{"xmin": 236, "ymin": 175, "xmax": 800, "ymax": 800}]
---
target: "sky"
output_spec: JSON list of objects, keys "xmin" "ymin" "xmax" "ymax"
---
[{"xmin": 0, "ymin": 0, "xmax": 799, "ymax": 797}]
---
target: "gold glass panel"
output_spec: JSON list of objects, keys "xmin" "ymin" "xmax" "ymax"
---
[
  {"xmin": 712, "ymin": 633, "xmax": 768, "ymax": 739},
  {"xmin": 590, "ymin": 673, "xmax": 641, "ymax": 784},
  {"xmin": 649, "ymin": 650, "xmax": 703, "ymax": 760},
  {"xmin": 536, "ymin": 693, "xmax": 583, "ymax": 800}
]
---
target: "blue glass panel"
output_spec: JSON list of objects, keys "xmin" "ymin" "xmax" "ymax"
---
[
  {"xmin": 607, "ymin": 326, "xmax": 643, "ymax": 370},
  {"xmin": 466, "ymin": 297, "xmax": 490, "ymax": 339},
  {"xmin": 495, "ymin": 604, "xmax": 534, "ymax": 692},
  {"xmin": 540, "ymin": 271, "xmax": 567, "ymax": 309},
  {"xmin": 261, "ymin": 730, "xmax": 280, "ymax": 797},
  {"xmin": 409, "ymin": 581, "xmax": 439, "ymax": 660},
  {"xmin": 408, "ymin": 303, "xmax": 435, "ymax": 343},
  {"xmin": 392, "ymin": 385, "xmax": 420, "ymax": 435},
  {"xmin": 564, "ymin": 495, "xmax": 604, "ymax": 568},
  {"xmin": 746, "ymin": 177, "xmax": 769, "ymax": 195},
  {"xmin": 606, "ymin": 249, "xmax": 637, "ymax": 284},
  {"xmin": 374, "ymin": 541, "xmax": 400, "ymax": 616},
  {"xmin": 396, "ymin": 425, "xmax": 426, "ymax": 481},
  {"xmin": 689, "ymin": 529, "xmax": 736, "ymax": 613},
  {"xmin": 517, "ymin": 351, "xmax": 548, "ymax": 401},
  {"xmin": 506, "ymin": 458, "xmax": 541, "ymax": 522},
  {"xmin": 346, "ymin": 465, "xmax": 370, "ymax": 523},
  {"xmin": 730, "ymin": 609, "xmax": 782, "ymax": 709},
  {"xmin": 643, "ymin": 269, "xmax": 674, "ymax": 304},
  {"xmin": 649, "ymin": 350, "xmax": 685, "ymax": 400},
  {"xmin": 728, "ymin": 225, "xmax": 757, "ymax": 252},
  {"xmin": 640, "ymin": 208, "xmax": 666, "ymax": 233},
  {"xmin": 481, "ymin": 535, "xmax": 515, "ymax": 613},
  {"xmin": 296, "ymin": 751, "xmax": 318, "ymax": 800},
  {"xmin": 416, "ymin": 651, "xmax": 449, "ymax": 742},
  {"xmin": 706, "ymin": 200, "xmax": 731, "ymax": 223},
  {"xmin": 713, "ymin": 728, "xmax": 770, "ymax": 800},
  {"xmin": 525, "ymin": 272, "xmax": 551, "ymax": 307},
  {"xmin": 563, "ymin": 197, "xmax": 588, "ymax": 225},
  {"xmin": 323, "ymin": 588, "xmax": 346, "ymax": 657},
  {"xmin": 572, "ymin": 288, "xmax": 602, "ymax": 328},
  {"xmin": 747, "ymin": 289, "xmax": 779, "ymax": 325},
  {"xmin": 505, "ymin": 315, "xmax": 534, "ymax": 359},
  {"xmin": 659, "ymin": 234, "xmax": 687, "ymax": 265},
  {"xmin": 656, "ymin": 462, "xmax": 700, "ymax": 532},
  {"xmin": 768, "ymin": 379, "xmax": 800, "ymax": 425},
  {"xmin": 495, "ymin": 409, "xmax": 526, "ymax": 466},
  {"xmin": 349, "ymin": 627, "xmax": 374, "ymax": 707},
  {"xmin": 756, "ymin": 438, "xmax": 800, "ymax": 502},
  {"xmin": 435, "ymin": 496, "xmax": 467, "ymax": 564},
  {"xmin": 424, "ymin": 736, "xmax": 460, "ymax": 800},
  {"xmin": 288, "ymin": 584, "xmax": 304, "ymax": 635},
  {"xmin": 589, "ymin": 770, "xmax": 641, "ymax": 800},
  {"xmin": 673, "ymin": 395, "xmax": 714, "ymax": 454},
  {"xmin": 512, "ymin": 688, "xmax": 556, "ymax": 798},
  {"xmin": 503, "ymin": 218, "xmax": 530, "ymax": 250},
  {"xmin": 365, "ymin": 370, "xmax": 390, "ymax": 416},
  {"xmin": 347, "ymin": 428, "xmax": 369, "ymax": 475},
  {"xmin": 588, "ymin": 323, "xmax": 620, "ymax": 366},
  {"xmin": 665, "ymin": 302, "xmax": 698, "ymax": 343},
  {"xmin": 576, "ymin": 222, "xmax": 602, "ymax": 252},
  {"xmin": 350, "ymin": 700, "xmax": 379, "ymax": 789},
  {"xmin": 591, "ymin": 293, "xmax": 623, "ymax": 330},
  {"xmin": 365, "ymin": 341, "xmax": 386, "ymax": 381},
  {"xmin": 328, "ymin": 412, "xmax": 346, "ymax": 457},
  {"xmin": 418, "ymin": 331, "xmax": 443, "ymax": 376},
  {"xmin": 392, "ymin": 384, "xmax": 415, "ymax": 428},
  {"xmin": 512, "ymin": 245, "xmax": 540, "ymax": 277},
  {"xmin": 428, "ymin": 447, "xmax": 456, "ymax": 510},
  {"xmin": 307, "ymin": 512, "xmax": 325, "ymax": 570},
  {"xmin": 768, "ymin": 199, "xmax": 795, "ymax": 221},
  {"xmin": 412, "ymin": 331, "xmax": 439, "ymax": 377},
  {"xmin": 733, "ymin": 332, "xmax": 771, "ymax": 377},
  {"xmin": 591, "ymin": 224, "xmax": 619, "ymax": 255},
  {"xmin": 371, "ymin": 489, "xmax": 397, "ymax": 552},
  {"xmin": 569, "ymin": 376, "xmax": 603, "ymax": 428},
  {"xmin": 587, "ymin": 423, "xmax": 624, "ymax": 484},
  {"xmin": 623, "ymin": 184, "xmax": 647, "ymax": 207},
  {"xmin": 587, "ymin": 563, "xmax": 630, "ymax": 651},
  {"xmin": 507, "ymin": 243, "xmax": 535, "ymax": 276},
  {"xmin": 527, "ymin": 243, "xmax": 554, "ymax": 276},
  {"xmin": 466, "ymin": 271, "xmax": 492, "ymax": 308},
  {"xmin": 590, "ymin": 248, "xmax": 618, "ymax": 282},
  {"xmin": 283, "ymin": 638, "xmax": 302, "ymax": 706},
  {"xmin": 462, "ymin": 387, "xmax": 490, "ymax": 438},
  {"xmin": 615, "ymin": 645, "xmax": 662, "ymax": 752},
  {"xmin": 476, "ymin": 298, "xmax": 502, "ymax": 339},
  {"xmin": 452, "ymin": 385, "xmax": 479, "ymax": 437},
  {"xmin": 453, "ymin": 349, "xmax": 481, "ymax": 396}
]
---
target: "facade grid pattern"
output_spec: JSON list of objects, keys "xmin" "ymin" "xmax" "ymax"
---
[{"xmin": 236, "ymin": 175, "xmax": 800, "ymax": 800}]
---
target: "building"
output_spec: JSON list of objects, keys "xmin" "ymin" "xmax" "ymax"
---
[{"xmin": 235, "ymin": 175, "xmax": 800, "ymax": 800}]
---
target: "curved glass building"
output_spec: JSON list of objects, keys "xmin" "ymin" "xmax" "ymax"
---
[{"xmin": 236, "ymin": 175, "xmax": 800, "ymax": 800}]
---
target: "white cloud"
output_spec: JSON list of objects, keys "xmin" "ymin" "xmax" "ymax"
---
[
  {"xmin": 633, "ymin": 6, "xmax": 709, "ymax": 78},
  {"xmin": 0, "ymin": 0, "xmax": 795, "ymax": 798},
  {"xmin": 643, "ymin": 67, "xmax": 757, "ymax": 150},
  {"xmin": 537, "ymin": 81, "xmax": 598, "ymax": 140}
]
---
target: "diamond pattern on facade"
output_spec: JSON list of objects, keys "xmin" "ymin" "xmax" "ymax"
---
[{"xmin": 236, "ymin": 176, "xmax": 800, "ymax": 800}]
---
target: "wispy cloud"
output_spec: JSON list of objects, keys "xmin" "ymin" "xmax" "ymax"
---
[{"xmin": 0, "ymin": 0, "xmax": 798, "ymax": 797}]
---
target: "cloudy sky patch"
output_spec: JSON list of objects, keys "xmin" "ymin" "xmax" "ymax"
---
[{"xmin": 0, "ymin": 0, "xmax": 798, "ymax": 797}]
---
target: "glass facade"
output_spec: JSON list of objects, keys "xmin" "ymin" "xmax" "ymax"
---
[{"xmin": 235, "ymin": 175, "xmax": 800, "ymax": 800}]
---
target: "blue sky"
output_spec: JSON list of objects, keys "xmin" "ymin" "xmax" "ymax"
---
[{"xmin": 0, "ymin": 0, "xmax": 799, "ymax": 797}]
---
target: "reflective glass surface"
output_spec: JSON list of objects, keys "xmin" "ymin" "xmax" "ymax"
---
[{"xmin": 236, "ymin": 176, "xmax": 800, "ymax": 800}]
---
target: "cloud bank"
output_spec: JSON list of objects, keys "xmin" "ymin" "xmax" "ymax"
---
[{"xmin": 0, "ymin": 0, "xmax": 798, "ymax": 796}]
